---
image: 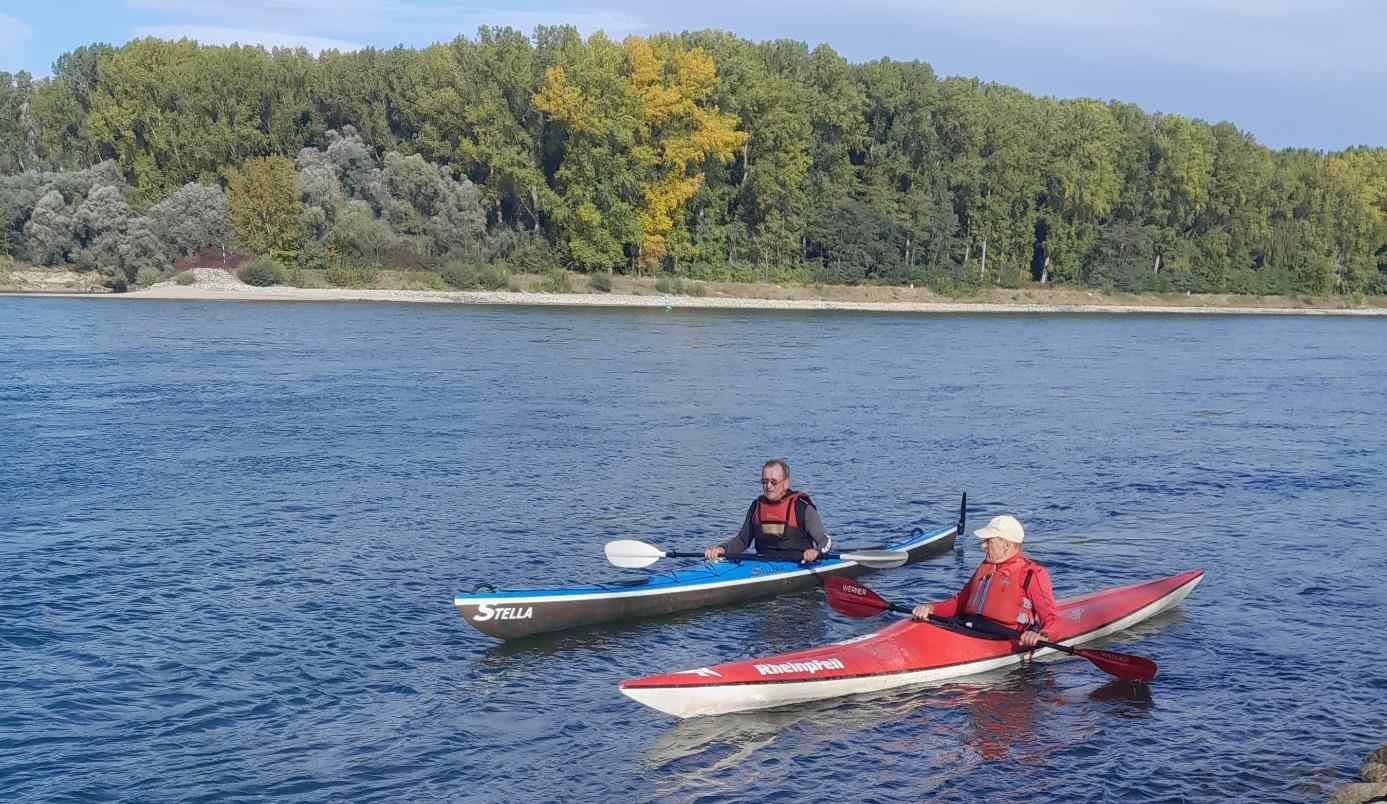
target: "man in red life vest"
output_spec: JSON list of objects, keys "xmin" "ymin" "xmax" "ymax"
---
[
  {"xmin": 702, "ymin": 459, "xmax": 831, "ymax": 564},
  {"xmin": 911, "ymin": 515, "xmax": 1058, "ymax": 648}
]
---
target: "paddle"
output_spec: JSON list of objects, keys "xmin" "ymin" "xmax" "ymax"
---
[
  {"xmin": 956, "ymin": 491, "xmax": 967, "ymax": 551},
  {"xmin": 604, "ymin": 539, "xmax": 909, "ymax": 570},
  {"xmin": 822, "ymin": 576, "xmax": 1158, "ymax": 682}
]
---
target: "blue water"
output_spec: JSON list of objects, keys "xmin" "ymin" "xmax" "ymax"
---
[{"xmin": 3, "ymin": 297, "xmax": 1385, "ymax": 803}]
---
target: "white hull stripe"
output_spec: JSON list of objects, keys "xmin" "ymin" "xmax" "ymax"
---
[{"xmin": 453, "ymin": 526, "xmax": 953, "ymax": 607}]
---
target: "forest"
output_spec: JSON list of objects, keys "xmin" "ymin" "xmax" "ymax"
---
[{"xmin": 1, "ymin": 27, "xmax": 1384, "ymax": 295}]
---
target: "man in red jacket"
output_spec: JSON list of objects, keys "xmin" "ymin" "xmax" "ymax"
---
[{"xmin": 911, "ymin": 514, "xmax": 1057, "ymax": 648}]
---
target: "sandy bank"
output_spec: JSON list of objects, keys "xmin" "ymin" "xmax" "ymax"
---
[
  {"xmin": 15, "ymin": 283, "xmax": 1384, "ymax": 316},
  {"xmin": 6, "ymin": 267, "xmax": 1386, "ymax": 316}
]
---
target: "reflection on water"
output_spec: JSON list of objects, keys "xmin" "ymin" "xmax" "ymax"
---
[
  {"xmin": 1116, "ymin": 606, "xmax": 1189, "ymax": 641},
  {"xmin": 480, "ymin": 611, "xmax": 698, "ymax": 660},
  {"xmin": 642, "ymin": 689, "xmax": 944, "ymax": 799},
  {"xmin": 943, "ymin": 667, "xmax": 1062, "ymax": 763},
  {"xmin": 1087, "ymin": 678, "xmax": 1155, "ymax": 712},
  {"xmin": 642, "ymin": 665, "xmax": 1074, "ymax": 796},
  {"xmin": 748, "ymin": 588, "xmax": 833, "ymax": 650}
]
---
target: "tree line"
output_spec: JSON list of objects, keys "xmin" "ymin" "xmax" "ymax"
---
[{"xmin": 1, "ymin": 28, "xmax": 1384, "ymax": 295}]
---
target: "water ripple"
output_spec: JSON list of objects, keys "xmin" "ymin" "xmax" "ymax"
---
[{"xmin": 3, "ymin": 300, "xmax": 1385, "ymax": 802}]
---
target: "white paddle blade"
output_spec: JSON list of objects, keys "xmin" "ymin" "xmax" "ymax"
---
[
  {"xmin": 839, "ymin": 549, "xmax": 909, "ymax": 569},
  {"xmin": 604, "ymin": 539, "xmax": 667, "ymax": 568}
]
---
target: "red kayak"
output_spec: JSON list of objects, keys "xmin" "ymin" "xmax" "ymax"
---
[{"xmin": 620, "ymin": 569, "xmax": 1203, "ymax": 718}]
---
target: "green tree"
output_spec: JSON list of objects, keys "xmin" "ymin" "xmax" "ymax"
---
[
  {"xmin": 27, "ymin": 44, "xmax": 115, "ymax": 170},
  {"xmin": 1150, "ymin": 114, "xmax": 1216, "ymax": 287},
  {"xmin": 330, "ymin": 199, "xmax": 396, "ymax": 265},
  {"xmin": 225, "ymin": 155, "xmax": 301, "ymax": 259},
  {"xmin": 0, "ymin": 71, "xmax": 37, "ymax": 174},
  {"xmin": 414, "ymin": 28, "xmax": 554, "ymax": 231},
  {"xmin": 1038, "ymin": 100, "xmax": 1120, "ymax": 283},
  {"xmin": 313, "ymin": 47, "xmax": 419, "ymax": 151}
]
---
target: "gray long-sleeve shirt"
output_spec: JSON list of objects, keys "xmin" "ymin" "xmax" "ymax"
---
[{"xmin": 719, "ymin": 495, "xmax": 832, "ymax": 556}]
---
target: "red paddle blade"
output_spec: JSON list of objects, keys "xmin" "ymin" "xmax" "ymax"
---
[
  {"xmin": 1074, "ymin": 648, "xmax": 1158, "ymax": 683},
  {"xmin": 823, "ymin": 576, "xmax": 892, "ymax": 618}
]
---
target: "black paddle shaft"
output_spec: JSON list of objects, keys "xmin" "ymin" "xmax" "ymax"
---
[
  {"xmin": 923, "ymin": 610, "xmax": 1080, "ymax": 653},
  {"xmin": 879, "ymin": 597, "xmax": 1047, "ymax": 646},
  {"xmin": 668, "ymin": 550, "xmax": 851, "ymax": 563}
]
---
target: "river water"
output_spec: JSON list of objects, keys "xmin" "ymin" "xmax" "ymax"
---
[{"xmin": 3, "ymin": 297, "xmax": 1385, "ymax": 803}]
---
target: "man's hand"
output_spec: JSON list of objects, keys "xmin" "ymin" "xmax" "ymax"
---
[
  {"xmin": 1019, "ymin": 629, "xmax": 1044, "ymax": 648},
  {"xmin": 801, "ymin": 548, "xmax": 820, "ymax": 563},
  {"xmin": 911, "ymin": 604, "xmax": 933, "ymax": 621},
  {"xmin": 703, "ymin": 546, "xmax": 726, "ymax": 562}
]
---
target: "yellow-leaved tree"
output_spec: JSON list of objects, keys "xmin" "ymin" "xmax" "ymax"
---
[{"xmin": 534, "ymin": 34, "xmax": 747, "ymax": 273}]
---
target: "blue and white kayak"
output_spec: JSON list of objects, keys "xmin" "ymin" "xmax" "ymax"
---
[{"xmin": 453, "ymin": 523, "xmax": 957, "ymax": 640}]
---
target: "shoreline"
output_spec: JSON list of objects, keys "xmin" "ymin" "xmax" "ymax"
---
[{"xmin": 7, "ymin": 283, "xmax": 1387, "ymax": 316}]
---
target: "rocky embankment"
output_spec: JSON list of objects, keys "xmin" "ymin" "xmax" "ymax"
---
[{"xmin": 1329, "ymin": 744, "xmax": 1387, "ymax": 803}]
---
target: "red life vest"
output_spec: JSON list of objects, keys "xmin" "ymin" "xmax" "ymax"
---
[
  {"xmin": 960, "ymin": 554, "xmax": 1044, "ymax": 630},
  {"xmin": 750, "ymin": 491, "xmax": 813, "ymax": 559}
]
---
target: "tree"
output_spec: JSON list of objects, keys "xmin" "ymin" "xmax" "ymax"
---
[
  {"xmin": 1038, "ymin": 100, "xmax": 1121, "ymax": 283},
  {"xmin": 82, "ymin": 214, "xmax": 169, "ymax": 290},
  {"xmin": 376, "ymin": 150, "xmax": 486, "ymax": 257},
  {"xmin": 225, "ymin": 155, "xmax": 301, "ymax": 259},
  {"xmin": 856, "ymin": 58, "xmax": 958, "ymax": 282},
  {"xmin": 1150, "ymin": 114, "xmax": 1217, "ymax": 287},
  {"xmin": 331, "ymin": 199, "xmax": 396, "ymax": 265},
  {"xmin": 149, "ymin": 182, "xmax": 229, "ymax": 257},
  {"xmin": 73, "ymin": 183, "xmax": 131, "ymax": 260},
  {"xmin": 534, "ymin": 33, "xmax": 746, "ymax": 272},
  {"xmin": 805, "ymin": 194, "xmax": 904, "ymax": 283},
  {"xmin": 413, "ymin": 29, "xmax": 555, "ymax": 231},
  {"xmin": 313, "ymin": 46, "xmax": 419, "ymax": 151},
  {"xmin": 0, "ymin": 71, "xmax": 37, "ymax": 174},
  {"xmin": 22, "ymin": 189, "xmax": 75, "ymax": 264},
  {"xmin": 27, "ymin": 44, "xmax": 115, "ymax": 170},
  {"xmin": 1322, "ymin": 148, "xmax": 1387, "ymax": 293}
]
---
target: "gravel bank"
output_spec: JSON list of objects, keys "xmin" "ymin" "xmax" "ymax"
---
[{"xmin": 8, "ymin": 267, "xmax": 1387, "ymax": 316}]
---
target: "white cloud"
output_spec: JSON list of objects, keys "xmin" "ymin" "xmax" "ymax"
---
[{"xmin": 132, "ymin": 25, "xmax": 363, "ymax": 54}]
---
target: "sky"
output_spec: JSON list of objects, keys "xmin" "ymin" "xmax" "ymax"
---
[{"xmin": 2, "ymin": 0, "xmax": 1383, "ymax": 152}]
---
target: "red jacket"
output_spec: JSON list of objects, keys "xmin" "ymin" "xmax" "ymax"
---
[{"xmin": 931, "ymin": 553, "xmax": 1058, "ymax": 635}]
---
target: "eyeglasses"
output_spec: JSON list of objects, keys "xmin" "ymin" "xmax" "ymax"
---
[{"xmin": 761, "ymin": 477, "xmax": 785, "ymax": 486}]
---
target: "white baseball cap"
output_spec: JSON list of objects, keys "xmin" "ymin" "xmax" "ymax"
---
[{"xmin": 974, "ymin": 515, "xmax": 1024, "ymax": 544}]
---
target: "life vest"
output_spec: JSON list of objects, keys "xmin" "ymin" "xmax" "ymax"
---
[
  {"xmin": 960, "ymin": 554, "xmax": 1043, "ymax": 630},
  {"xmin": 749, "ymin": 491, "xmax": 814, "ymax": 559}
]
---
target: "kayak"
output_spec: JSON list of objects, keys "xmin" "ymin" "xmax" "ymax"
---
[
  {"xmin": 619, "ymin": 569, "xmax": 1203, "ymax": 717},
  {"xmin": 453, "ymin": 524, "xmax": 957, "ymax": 641}
]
